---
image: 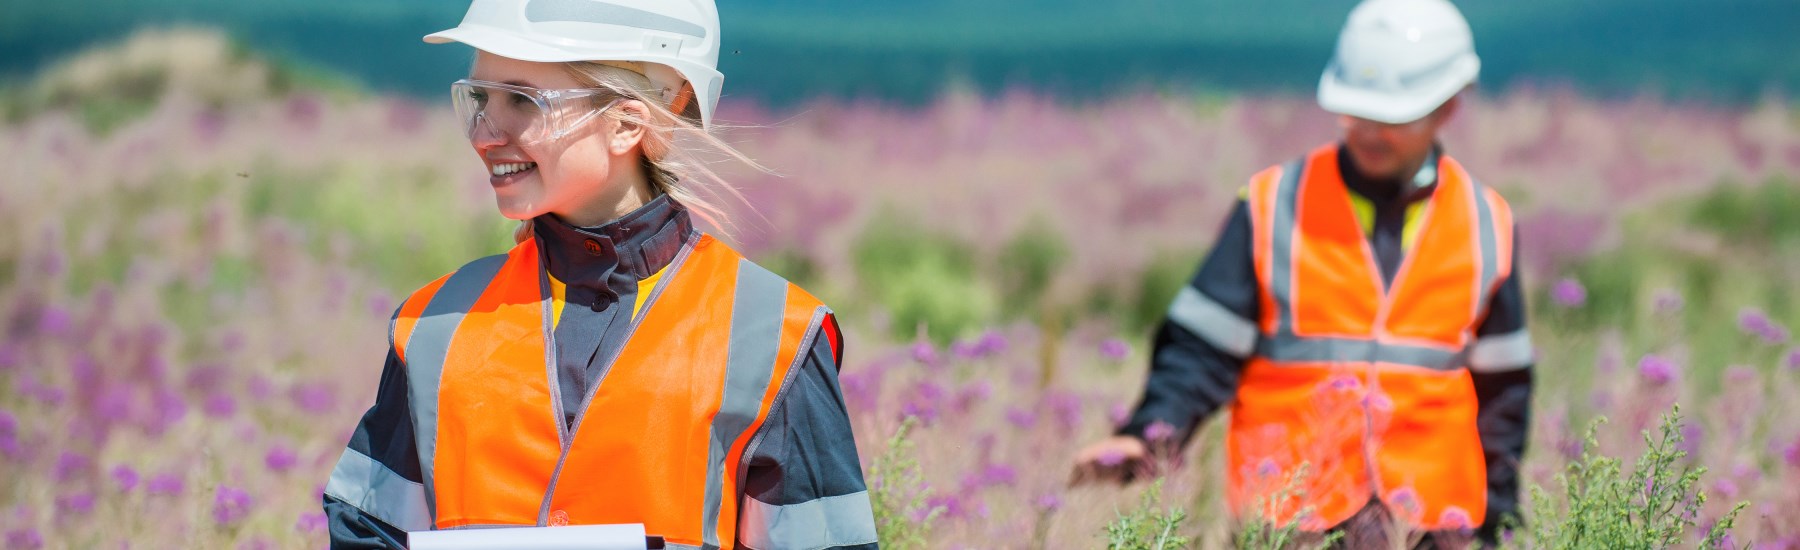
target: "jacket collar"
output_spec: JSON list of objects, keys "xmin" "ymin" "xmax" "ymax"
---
[{"xmin": 533, "ymin": 194, "xmax": 693, "ymax": 309}]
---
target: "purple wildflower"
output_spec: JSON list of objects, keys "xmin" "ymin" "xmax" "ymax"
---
[
  {"xmin": 910, "ymin": 341, "xmax": 939, "ymax": 365},
  {"xmin": 1638, "ymin": 354, "xmax": 1677, "ymax": 385},
  {"xmin": 246, "ymin": 375, "xmax": 275, "ymax": 400},
  {"xmin": 1033, "ymin": 492, "xmax": 1063, "ymax": 512},
  {"xmin": 1107, "ymin": 403, "xmax": 1130, "ymax": 427},
  {"xmin": 111, "ymin": 465, "xmax": 139, "ymax": 493},
  {"xmin": 1738, "ymin": 307, "xmax": 1790, "ymax": 345},
  {"xmin": 4, "ymin": 528, "xmax": 43, "ymax": 550},
  {"xmin": 899, "ymin": 400, "xmax": 939, "ymax": 425},
  {"xmin": 1144, "ymin": 420, "xmax": 1175, "ymax": 443},
  {"xmin": 147, "ymin": 472, "xmax": 184, "ymax": 497},
  {"xmin": 1712, "ymin": 477, "xmax": 1739, "ymax": 499},
  {"xmin": 290, "ymin": 382, "xmax": 336, "ymax": 414},
  {"xmin": 1590, "ymin": 390, "xmax": 1614, "ymax": 412},
  {"xmin": 295, "ymin": 511, "xmax": 328, "ymax": 534},
  {"xmin": 974, "ymin": 330, "xmax": 1008, "ymax": 355},
  {"xmin": 1047, "ymin": 392, "xmax": 1082, "ymax": 432},
  {"xmin": 265, "ymin": 444, "xmax": 298, "ymax": 473},
  {"xmin": 0, "ymin": 410, "xmax": 17, "ymax": 458},
  {"xmin": 952, "ymin": 381, "xmax": 991, "ymax": 413},
  {"xmin": 53, "ymin": 452, "xmax": 90, "ymax": 483},
  {"xmin": 949, "ymin": 339, "xmax": 983, "ymax": 361},
  {"xmin": 150, "ymin": 389, "xmax": 187, "ymax": 434},
  {"xmin": 212, "ymin": 485, "xmax": 254, "ymax": 526},
  {"xmin": 367, "ymin": 294, "xmax": 396, "ymax": 319},
  {"xmin": 55, "ymin": 492, "xmax": 95, "ymax": 517},
  {"xmin": 1783, "ymin": 437, "xmax": 1800, "ymax": 469},
  {"xmin": 964, "ymin": 464, "xmax": 1016, "ymax": 489},
  {"xmin": 203, "ymin": 394, "xmax": 237, "ymax": 418},
  {"xmin": 1386, "ymin": 487, "xmax": 1421, "ymax": 516},
  {"xmin": 926, "ymin": 493, "xmax": 972, "ymax": 520},
  {"xmin": 37, "ymin": 306, "xmax": 73, "ymax": 337},
  {"xmin": 1098, "ymin": 338, "xmax": 1130, "ymax": 361},
  {"xmin": 1787, "ymin": 348, "xmax": 1800, "ymax": 372},
  {"xmin": 1004, "ymin": 406, "xmax": 1038, "ymax": 430},
  {"xmin": 1677, "ymin": 423, "xmax": 1704, "ymax": 456},
  {"xmin": 0, "ymin": 344, "xmax": 18, "ymax": 370},
  {"xmin": 1438, "ymin": 506, "xmax": 1474, "ymax": 531},
  {"xmin": 1549, "ymin": 278, "xmax": 1587, "ymax": 308},
  {"xmin": 1255, "ymin": 458, "xmax": 1280, "ymax": 479},
  {"xmin": 838, "ymin": 370, "xmax": 879, "ymax": 406},
  {"xmin": 1652, "ymin": 288, "xmax": 1684, "ymax": 314}
]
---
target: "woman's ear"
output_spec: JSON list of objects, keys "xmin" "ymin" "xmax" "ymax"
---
[{"xmin": 609, "ymin": 99, "xmax": 650, "ymax": 155}]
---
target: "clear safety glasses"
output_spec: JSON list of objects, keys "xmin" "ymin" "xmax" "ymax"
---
[{"xmin": 450, "ymin": 79, "xmax": 626, "ymax": 144}]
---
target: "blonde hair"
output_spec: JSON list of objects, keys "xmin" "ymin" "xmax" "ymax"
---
[{"xmin": 512, "ymin": 61, "xmax": 766, "ymax": 243}]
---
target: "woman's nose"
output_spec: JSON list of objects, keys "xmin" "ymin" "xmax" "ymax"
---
[{"xmin": 469, "ymin": 113, "xmax": 508, "ymax": 149}]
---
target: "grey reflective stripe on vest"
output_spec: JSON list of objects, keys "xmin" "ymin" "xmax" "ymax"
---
[
  {"xmin": 1255, "ymin": 333, "xmax": 1466, "ymax": 370},
  {"xmin": 325, "ymin": 447, "xmax": 433, "ymax": 532},
  {"xmin": 1467, "ymin": 329, "xmax": 1534, "ymax": 372},
  {"xmin": 1167, "ymin": 286, "xmax": 1258, "ymax": 358},
  {"xmin": 1471, "ymin": 183, "xmax": 1502, "ymax": 316},
  {"xmin": 739, "ymin": 492, "xmax": 879, "ymax": 550},
  {"xmin": 701, "ymin": 259, "xmax": 790, "ymax": 550},
  {"xmin": 525, "ymin": 0, "xmax": 709, "ymax": 38},
  {"xmin": 403, "ymin": 253, "xmax": 509, "ymax": 524},
  {"xmin": 1268, "ymin": 160, "xmax": 1305, "ymax": 336}
]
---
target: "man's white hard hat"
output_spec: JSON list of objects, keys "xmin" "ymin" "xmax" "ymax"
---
[
  {"xmin": 425, "ymin": 0, "xmax": 725, "ymax": 129},
  {"xmin": 1318, "ymin": 0, "xmax": 1480, "ymax": 124}
]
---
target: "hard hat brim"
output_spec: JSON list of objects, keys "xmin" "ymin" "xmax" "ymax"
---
[
  {"xmin": 1317, "ymin": 56, "xmax": 1478, "ymax": 125},
  {"xmin": 424, "ymin": 26, "xmax": 592, "ymax": 63}
]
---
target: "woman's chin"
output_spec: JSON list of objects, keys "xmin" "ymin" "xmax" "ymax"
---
[{"xmin": 493, "ymin": 197, "xmax": 546, "ymax": 221}]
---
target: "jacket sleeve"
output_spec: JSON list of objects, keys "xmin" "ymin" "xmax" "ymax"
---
[
  {"xmin": 324, "ymin": 347, "xmax": 427, "ymax": 550},
  {"xmin": 1118, "ymin": 200, "xmax": 1260, "ymax": 449},
  {"xmin": 736, "ymin": 326, "xmax": 879, "ymax": 550},
  {"xmin": 1467, "ymin": 227, "xmax": 1535, "ymax": 533}
]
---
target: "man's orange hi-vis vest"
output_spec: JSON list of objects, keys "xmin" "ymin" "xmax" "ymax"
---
[
  {"xmin": 389, "ymin": 233, "xmax": 833, "ymax": 549},
  {"xmin": 1229, "ymin": 144, "xmax": 1514, "ymax": 531}
]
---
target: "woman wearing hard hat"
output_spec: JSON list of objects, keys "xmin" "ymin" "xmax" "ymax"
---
[
  {"xmin": 321, "ymin": 2, "xmax": 877, "ymax": 549},
  {"xmin": 1073, "ymin": 0, "xmax": 1533, "ymax": 547}
]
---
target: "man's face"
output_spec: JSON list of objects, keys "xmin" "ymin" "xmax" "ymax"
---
[{"xmin": 1339, "ymin": 98, "xmax": 1456, "ymax": 181}]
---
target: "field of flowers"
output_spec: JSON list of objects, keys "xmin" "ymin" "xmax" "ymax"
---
[{"xmin": 2, "ymin": 29, "xmax": 1798, "ymax": 549}]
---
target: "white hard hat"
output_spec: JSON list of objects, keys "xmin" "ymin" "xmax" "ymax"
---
[
  {"xmin": 1317, "ymin": 0, "xmax": 1480, "ymax": 124},
  {"xmin": 425, "ymin": 0, "xmax": 725, "ymax": 129}
]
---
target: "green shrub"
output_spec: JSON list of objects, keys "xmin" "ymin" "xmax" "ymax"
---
[
  {"xmin": 996, "ymin": 219, "xmax": 1069, "ymax": 320},
  {"xmin": 850, "ymin": 213, "xmax": 997, "ymax": 344},
  {"xmin": 1233, "ymin": 464, "xmax": 1339, "ymax": 550},
  {"xmin": 1123, "ymin": 251, "xmax": 1201, "ymax": 336},
  {"xmin": 1105, "ymin": 479, "xmax": 1192, "ymax": 550},
  {"xmin": 1526, "ymin": 405, "xmax": 1746, "ymax": 550},
  {"xmin": 868, "ymin": 417, "xmax": 941, "ymax": 550}
]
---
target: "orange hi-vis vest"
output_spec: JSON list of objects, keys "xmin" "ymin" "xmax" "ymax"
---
[
  {"xmin": 389, "ymin": 233, "xmax": 834, "ymax": 549},
  {"xmin": 1229, "ymin": 144, "xmax": 1514, "ymax": 531}
]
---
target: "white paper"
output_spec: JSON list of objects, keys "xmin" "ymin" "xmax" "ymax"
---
[{"xmin": 408, "ymin": 523, "xmax": 648, "ymax": 550}]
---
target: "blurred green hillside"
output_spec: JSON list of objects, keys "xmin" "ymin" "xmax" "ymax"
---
[{"xmin": 4, "ymin": 0, "xmax": 1798, "ymax": 105}]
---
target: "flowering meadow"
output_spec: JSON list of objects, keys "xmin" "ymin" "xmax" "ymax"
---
[{"xmin": 2, "ymin": 28, "xmax": 1799, "ymax": 549}]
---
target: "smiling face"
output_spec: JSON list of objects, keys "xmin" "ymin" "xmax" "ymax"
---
[{"xmin": 466, "ymin": 52, "xmax": 649, "ymax": 225}]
